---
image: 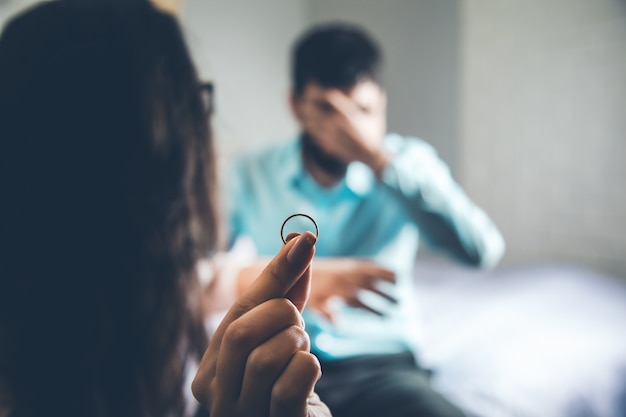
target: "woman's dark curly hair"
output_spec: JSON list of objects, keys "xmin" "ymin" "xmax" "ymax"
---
[{"xmin": 0, "ymin": 1, "xmax": 217, "ymax": 415}]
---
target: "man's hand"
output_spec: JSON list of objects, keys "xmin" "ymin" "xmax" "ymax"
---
[
  {"xmin": 308, "ymin": 258, "xmax": 397, "ymax": 321},
  {"xmin": 192, "ymin": 232, "xmax": 330, "ymax": 417},
  {"xmin": 297, "ymin": 81, "xmax": 389, "ymax": 174}
]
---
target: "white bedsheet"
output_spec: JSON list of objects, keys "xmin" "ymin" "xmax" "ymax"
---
[{"xmin": 413, "ymin": 262, "xmax": 626, "ymax": 417}]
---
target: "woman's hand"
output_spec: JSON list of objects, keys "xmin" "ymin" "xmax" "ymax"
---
[{"xmin": 192, "ymin": 231, "xmax": 329, "ymax": 417}]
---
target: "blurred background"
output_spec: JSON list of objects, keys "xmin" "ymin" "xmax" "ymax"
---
[{"xmin": 2, "ymin": 0, "xmax": 625, "ymax": 279}]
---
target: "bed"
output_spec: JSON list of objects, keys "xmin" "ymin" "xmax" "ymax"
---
[{"xmin": 413, "ymin": 261, "xmax": 626, "ymax": 417}]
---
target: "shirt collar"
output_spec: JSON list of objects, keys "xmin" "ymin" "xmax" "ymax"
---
[{"xmin": 283, "ymin": 136, "xmax": 307, "ymax": 188}]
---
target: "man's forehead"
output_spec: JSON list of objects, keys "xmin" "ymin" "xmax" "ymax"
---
[{"xmin": 303, "ymin": 80, "xmax": 383, "ymax": 103}]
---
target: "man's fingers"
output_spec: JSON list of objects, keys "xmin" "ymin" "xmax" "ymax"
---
[
  {"xmin": 363, "ymin": 264, "xmax": 396, "ymax": 283},
  {"xmin": 357, "ymin": 267, "xmax": 398, "ymax": 304},
  {"xmin": 363, "ymin": 286, "xmax": 398, "ymax": 304},
  {"xmin": 324, "ymin": 89, "xmax": 357, "ymax": 119},
  {"xmin": 345, "ymin": 297, "xmax": 385, "ymax": 316},
  {"xmin": 308, "ymin": 299, "xmax": 337, "ymax": 323}
]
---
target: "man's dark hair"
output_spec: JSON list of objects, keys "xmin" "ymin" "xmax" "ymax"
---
[{"xmin": 292, "ymin": 22, "xmax": 383, "ymax": 95}]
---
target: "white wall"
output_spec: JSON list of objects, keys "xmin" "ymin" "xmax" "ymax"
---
[
  {"xmin": 182, "ymin": 0, "xmax": 307, "ymax": 163},
  {"xmin": 0, "ymin": 0, "xmax": 49, "ymax": 30},
  {"xmin": 460, "ymin": 0, "xmax": 626, "ymax": 278}
]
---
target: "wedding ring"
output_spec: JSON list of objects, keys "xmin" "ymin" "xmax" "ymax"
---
[{"xmin": 280, "ymin": 213, "xmax": 319, "ymax": 244}]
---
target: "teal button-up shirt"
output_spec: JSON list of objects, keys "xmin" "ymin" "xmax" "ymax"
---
[{"xmin": 226, "ymin": 134, "xmax": 504, "ymax": 360}]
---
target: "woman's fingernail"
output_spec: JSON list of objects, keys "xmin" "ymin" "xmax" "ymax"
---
[{"xmin": 287, "ymin": 231, "xmax": 316, "ymax": 264}]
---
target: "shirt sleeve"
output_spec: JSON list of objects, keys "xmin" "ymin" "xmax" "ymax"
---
[{"xmin": 379, "ymin": 135, "xmax": 505, "ymax": 268}]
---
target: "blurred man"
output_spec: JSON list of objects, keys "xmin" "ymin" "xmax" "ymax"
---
[{"xmin": 225, "ymin": 23, "xmax": 505, "ymax": 417}]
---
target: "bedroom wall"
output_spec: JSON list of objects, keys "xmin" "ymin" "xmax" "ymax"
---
[
  {"xmin": 459, "ymin": 0, "xmax": 626, "ymax": 278},
  {"xmin": 182, "ymin": 0, "xmax": 307, "ymax": 165}
]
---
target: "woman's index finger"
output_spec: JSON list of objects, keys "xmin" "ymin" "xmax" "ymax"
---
[{"xmin": 210, "ymin": 232, "xmax": 316, "ymax": 345}]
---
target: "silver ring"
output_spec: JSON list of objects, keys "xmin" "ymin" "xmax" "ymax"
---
[{"xmin": 280, "ymin": 213, "xmax": 319, "ymax": 244}]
